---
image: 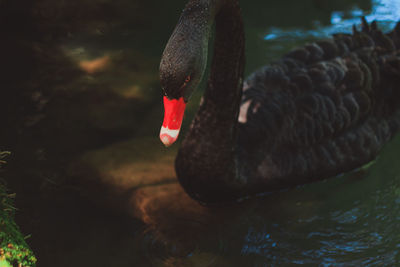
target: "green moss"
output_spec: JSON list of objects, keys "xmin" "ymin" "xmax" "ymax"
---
[
  {"xmin": 0, "ymin": 152, "xmax": 36, "ymax": 267},
  {"xmin": 0, "ymin": 259, "xmax": 12, "ymax": 267}
]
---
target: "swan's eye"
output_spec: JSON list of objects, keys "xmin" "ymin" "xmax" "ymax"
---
[{"xmin": 180, "ymin": 75, "xmax": 191, "ymax": 89}]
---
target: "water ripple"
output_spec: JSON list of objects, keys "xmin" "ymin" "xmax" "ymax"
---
[{"xmin": 264, "ymin": 0, "xmax": 400, "ymax": 42}]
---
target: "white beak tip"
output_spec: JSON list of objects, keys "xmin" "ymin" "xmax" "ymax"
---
[
  {"xmin": 160, "ymin": 134, "xmax": 174, "ymax": 147},
  {"xmin": 160, "ymin": 127, "xmax": 180, "ymax": 147}
]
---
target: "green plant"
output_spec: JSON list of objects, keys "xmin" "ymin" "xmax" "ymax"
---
[{"xmin": 0, "ymin": 152, "xmax": 37, "ymax": 267}]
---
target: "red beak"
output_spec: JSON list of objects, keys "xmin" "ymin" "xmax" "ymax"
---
[{"xmin": 160, "ymin": 96, "xmax": 186, "ymax": 146}]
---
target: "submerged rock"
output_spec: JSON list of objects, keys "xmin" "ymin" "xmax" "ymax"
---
[{"xmin": 68, "ymin": 137, "xmax": 178, "ymax": 211}]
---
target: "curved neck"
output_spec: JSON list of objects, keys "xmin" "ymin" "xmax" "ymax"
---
[
  {"xmin": 176, "ymin": 0, "xmax": 246, "ymax": 202},
  {"xmin": 206, "ymin": 0, "xmax": 245, "ymax": 108},
  {"xmin": 184, "ymin": 0, "xmax": 245, "ymax": 141}
]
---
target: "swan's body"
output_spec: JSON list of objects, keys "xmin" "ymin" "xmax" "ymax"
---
[{"xmin": 159, "ymin": 0, "xmax": 400, "ymax": 203}]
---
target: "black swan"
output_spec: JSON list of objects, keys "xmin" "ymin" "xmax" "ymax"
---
[{"xmin": 159, "ymin": 0, "xmax": 400, "ymax": 203}]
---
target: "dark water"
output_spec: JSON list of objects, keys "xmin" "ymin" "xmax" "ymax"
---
[{"xmin": 2, "ymin": 0, "xmax": 400, "ymax": 266}]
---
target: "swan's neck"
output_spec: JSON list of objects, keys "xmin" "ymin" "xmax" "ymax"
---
[
  {"xmin": 205, "ymin": 0, "xmax": 245, "ymax": 119},
  {"xmin": 176, "ymin": 0, "xmax": 245, "ymax": 202}
]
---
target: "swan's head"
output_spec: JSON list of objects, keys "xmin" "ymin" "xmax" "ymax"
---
[{"xmin": 159, "ymin": 19, "xmax": 209, "ymax": 146}]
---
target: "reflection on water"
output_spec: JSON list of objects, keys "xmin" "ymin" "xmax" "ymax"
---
[
  {"xmin": 135, "ymin": 136, "xmax": 400, "ymax": 266},
  {"xmin": 2, "ymin": 0, "xmax": 400, "ymax": 266},
  {"xmin": 265, "ymin": 0, "xmax": 400, "ymax": 42}
]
